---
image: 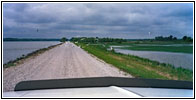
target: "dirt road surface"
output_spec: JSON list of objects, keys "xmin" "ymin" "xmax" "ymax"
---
[{"xmin": 3, "ymin": 42, "xmax": 132, "ymax": 92}]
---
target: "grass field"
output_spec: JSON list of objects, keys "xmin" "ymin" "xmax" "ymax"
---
[
  {"xmin": 120, "ymin": 45, "xmax": 193, "ymax": 54},
  {"xmin": 76, "ymin": 43, "xmax": 193, "ymax": 81},
  {"xmin": 104, "ymin": 41, "xmax": 193, "ymax": 54}
]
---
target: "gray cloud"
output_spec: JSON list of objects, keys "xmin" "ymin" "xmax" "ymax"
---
[{"xmin": 3, "ymin": 3, "xmax": 193, "ymax": 39}]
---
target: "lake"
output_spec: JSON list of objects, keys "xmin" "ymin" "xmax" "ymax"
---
[
  {"xmin": 114, "ymin": 49, "xmax": 193, "ymax": 70},
  {"xmin": 3, "ymin": 41, "xmax": 60, "ymax": 64}
]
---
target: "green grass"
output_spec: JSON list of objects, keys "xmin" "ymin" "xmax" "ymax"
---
[
  {"xmin": 121, "ymin": 45, "xmax": 193, "ymax": 54},
  {"xmin": 3, "ymin": 43, "xmax": 63, "ymax": 68},
  {"xmin": 104, "ymin": 41, "xmax": 193, "ymax": 53},
  {"xmin": 77, "ymin": 43, "xmax": 192, "ymax": 81},
  {"xmin": 106, "ymin": 40, "xmax": 192, "ymax": 46}
]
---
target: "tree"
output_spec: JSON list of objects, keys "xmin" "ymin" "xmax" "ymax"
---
[
  {"xmin": 182, "ymin": 36, "xmax": 193, "ymax": 42},
  {"xmin": 182, "ymin": 36, "xmax": 187, "ymax": 41},
  {"xmin": 60, "ymin": 37, "xmax": 67, "ymax": 42},
  {"xmin": 169, "ymin": 35, "xmax": 173, "ymax": 40},
  {"xmin": 173, "ymin": 37, "xmax": 177, "ymax": 40},
  {"xmin": 186, "ymin": 37, "xmax": 193, "ymax": 42},
  {"xmin": 155, "ymin": 35, "xmax": 178, "ymax": 41}
]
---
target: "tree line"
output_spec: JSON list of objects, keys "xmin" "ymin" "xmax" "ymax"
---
[
  {"xmin": 60, "ymin": 35, "xmax": 193, "ymax": 43},
  {"xmin": 3, "ymin": 38, "xmax": 60, "ymax": 41},
  {"xmin": 155, "ymin": 35, "xmax": 193, "ymax": 42},
  {"xmin": 70, "ymin": 37, "xmax": 126, "ymax": 43}
]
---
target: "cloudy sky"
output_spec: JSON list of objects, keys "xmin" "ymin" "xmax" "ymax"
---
[{"xmin": 3, "ymin": 3, "xmax": 193, "ymax": 39}]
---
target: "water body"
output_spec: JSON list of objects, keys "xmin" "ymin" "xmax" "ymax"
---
[
  {"xmin": 3, "ymin": 41, "xmax": 60, "ymax": 64},
  {"xmin": 114, "ymin": 49, "xmax": 193, "ymax": 70}
]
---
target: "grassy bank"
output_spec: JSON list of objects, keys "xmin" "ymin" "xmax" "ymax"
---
[
  {"xmin": 3, "ymin": 43, "xmax": 63, "ymax": 68},
  {"xmin": 76, "ymin": 43, "xmax": 192, "ymax": 81},
  {"xmin": 120, "ymin": 45, "xmax": 193, "ymax": 54}
]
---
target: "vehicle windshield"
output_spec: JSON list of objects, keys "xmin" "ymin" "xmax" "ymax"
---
[{"xmin": 2, "ymin": 2, "xmax": 193, "ymax": 94}]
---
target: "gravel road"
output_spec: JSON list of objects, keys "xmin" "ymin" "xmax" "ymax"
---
[{"xmin": 3, "ymin": 42, "xmax": 132, "ymax": 92}]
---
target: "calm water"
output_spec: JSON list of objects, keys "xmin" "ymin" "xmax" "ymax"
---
[
  {"xmin": 114, "ymin": 49, "xmax": 193, "ymax": 70},
  {"xmin": 3, "ymin": 41, "xmax": 60, "ymax": 64}
]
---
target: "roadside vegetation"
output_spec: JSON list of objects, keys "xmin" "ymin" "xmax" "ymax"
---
[
  {"xmin": 3, "ymin": 43, "xmax": 63, "ymax": 68},
  {"xmin": 71, "ymin": 37, "xmax": 193, "ymax": 81}
]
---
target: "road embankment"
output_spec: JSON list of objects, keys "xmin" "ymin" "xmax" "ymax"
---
[{"xmin": 3, "ymin": 42, "xmax": 132, "ymax": 92}]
